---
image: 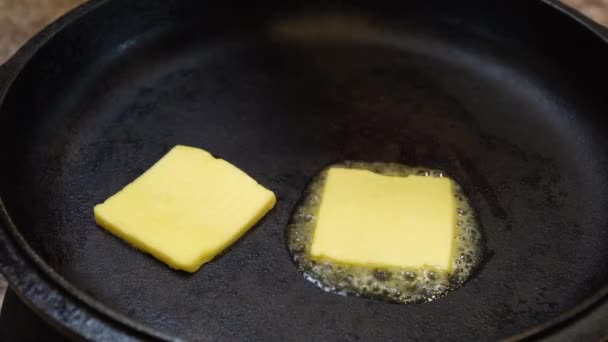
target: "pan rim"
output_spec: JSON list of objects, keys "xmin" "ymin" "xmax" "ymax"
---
[
  {"xmin": 0, "ymin": 0, "xmax": 606, "ymax": 340},
  {"xmin": 0, "ymin": 1, "xmax": 178, "ymax": 340}
]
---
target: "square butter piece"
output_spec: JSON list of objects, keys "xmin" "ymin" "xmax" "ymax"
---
[
  {"xmin": 94, "ymin": 145, "xmax": 276, "ymax": 272},
  {"xmin": 310, "ymin": 168, "xmax": 456, "ymax": 272}
]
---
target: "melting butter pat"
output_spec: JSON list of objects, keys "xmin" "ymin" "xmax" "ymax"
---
[
  {"xmin": 94, "ymin": 145, "xmax": 276, "ymax": 272},
  {"xmin": 310, "ymin": 168, "xmax": 456, "ymax": 272}
]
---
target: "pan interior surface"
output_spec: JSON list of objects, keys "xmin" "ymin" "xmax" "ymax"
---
[{"xmin": 0, "ymin": 1, "xmax": 607, "ymax": 340}]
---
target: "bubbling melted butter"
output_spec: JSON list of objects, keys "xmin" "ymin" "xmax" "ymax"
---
[{"xmin": 287, "ymin": 161, "xmax": 485, "ymax": 304}]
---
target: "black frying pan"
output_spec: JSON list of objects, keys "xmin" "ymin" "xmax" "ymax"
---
[{"xmin": 0, "ymin": 0, "xmax": 607, "ymax": 340}]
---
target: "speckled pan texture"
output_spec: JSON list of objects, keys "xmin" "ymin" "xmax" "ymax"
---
[{"xmin": 0, "ymin": 0, "xmax": 606, "ymax": 324}]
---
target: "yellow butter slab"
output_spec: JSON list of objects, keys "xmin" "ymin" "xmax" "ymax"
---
[
  {"xmin": 94, "ymin": 145, "xmax": 276, "ymax": 272},
  {"xmin": 310, "ymin": 168, "xmax": 456, "ymax": 272}
]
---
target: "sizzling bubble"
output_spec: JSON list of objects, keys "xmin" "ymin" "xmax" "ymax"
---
[{"xmin": 286, "ymin": 162, "xmax": 485, "ymax": 304}]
